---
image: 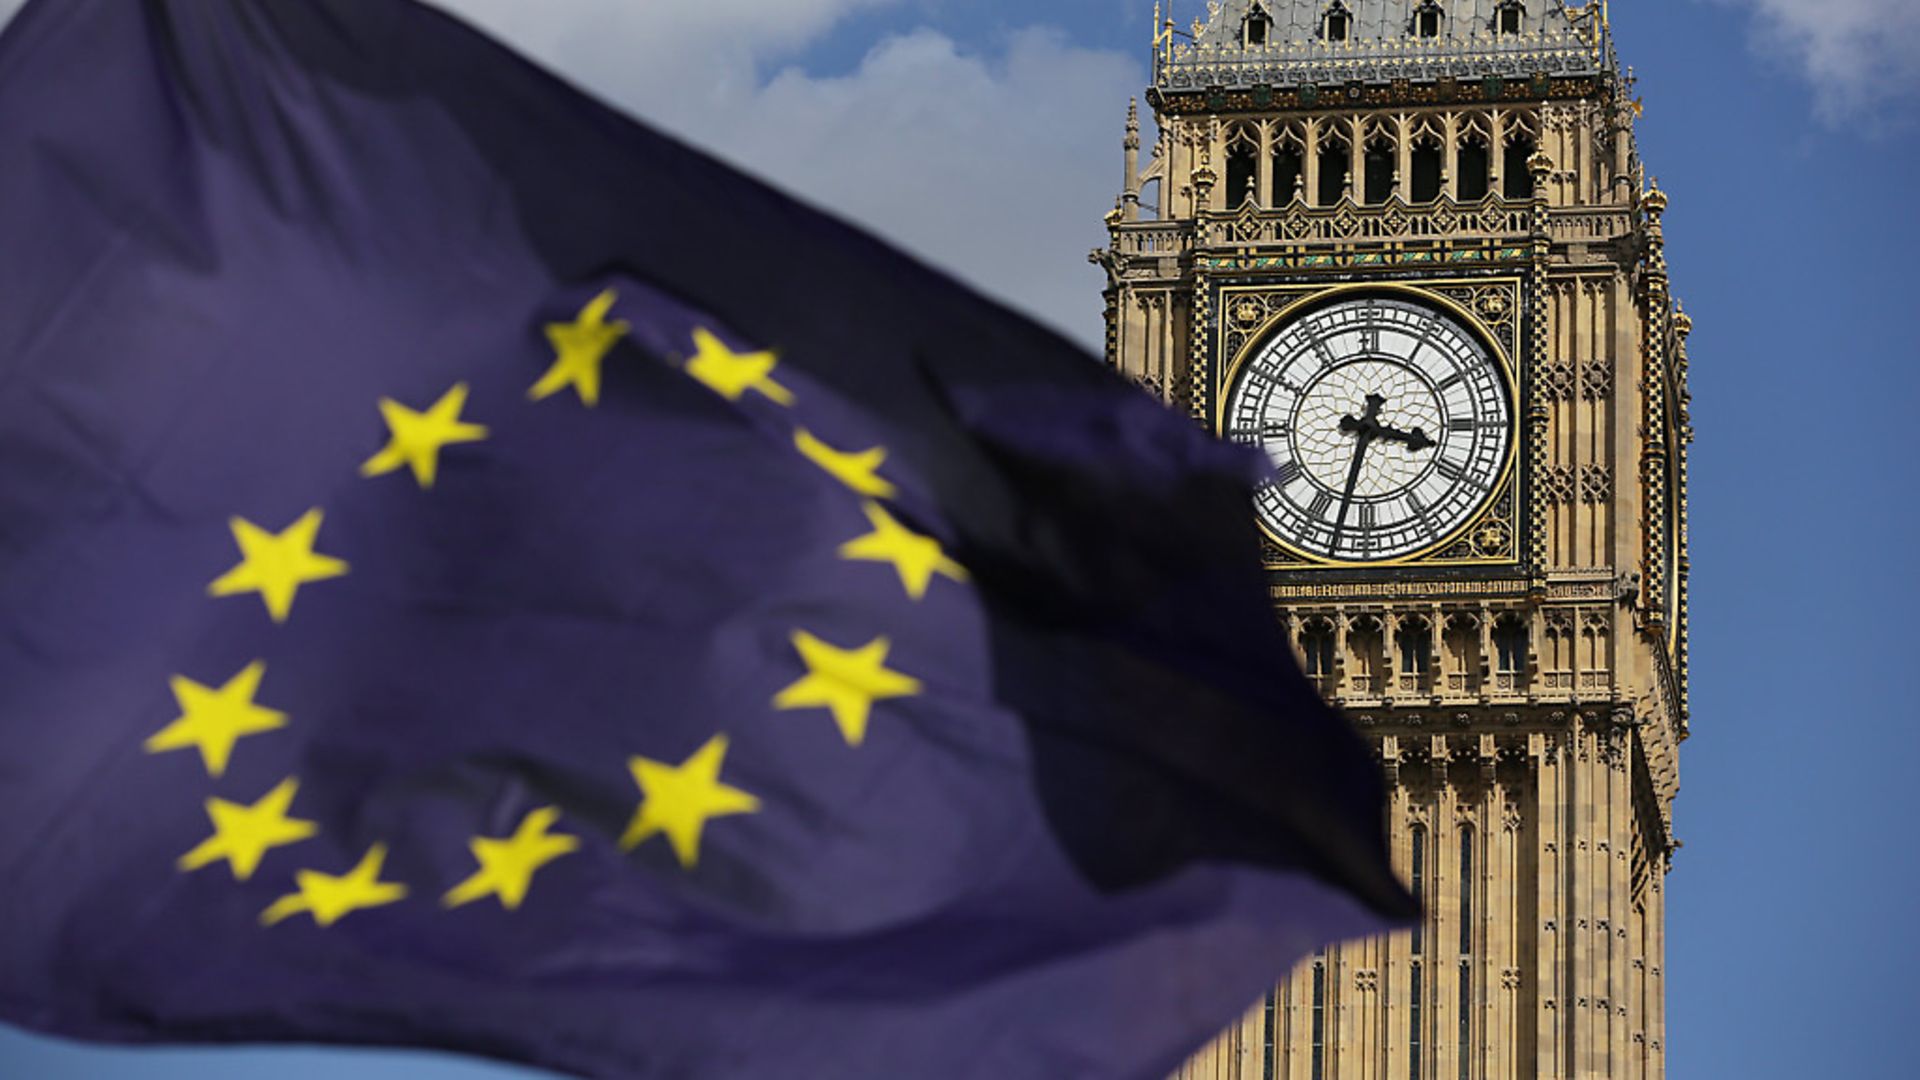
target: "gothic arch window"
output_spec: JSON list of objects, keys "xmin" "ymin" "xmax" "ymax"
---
[
  {"xmin": 1409, "ymin": 824, "xmax": 1428, "ymax": 956},
  {"xmin": 1364, "ymin": 136, "xmax": 1396, "ymax": 204},
  {"xmin": 1413, "ymin": 0, "xmax": 1444, "ymax": 39},
  {"xmin": 1458, "ymin": 826, "xmax": 1476, "ymax": 1080},
  {"xmin": 1459, "ymin": 117, "xmax": 1489, "ymax": 201},
  {"xmin": 1349, "ymin": 614, "xmax": 1385, "ymax": 694},
  {"xmin": 1410, "ymin": 134, "xmax": 1444, "ymax": 203},
  {"xmin": 1316, "ymin": 128, "xmax": 1351, "ymax": 207},
  {"xmin": 1263, "ymin": 987, "xmax": 1278, "ymax": 1080},
  {"xmin": 1311, "ymin": 953, "xmax": 1328, "ymax": 1079},
  {"xmin": 1409, "ymin": 960, "xmax": 1425, "ymax": 1079},
  {"xmin": 1322, "ymin": 1, "xmax": 1353, "ymax": 42},
  {"xmin": 1503, "ymin": 132, "xmax": 1538, "ymax": 199},
  {"xmin": 1444, "ymin": 613, "xmax": 1481, "ymax": 693},
  {"xmin": 1409, "ymin": 822, "xmax": 1428, "ymax": 1078},
  {"xmin": 1541, "ymin": 609, "xmax": 1575, "ymax": 687},
  {"xmin": 1244, "ymin": 4, "xmax": 1273, "ymax": 47},
  {"xmin": 1272, "ymin": 127, "xmax": 1306, "ymax": 206},
  {"xmin": 1493, "ymin": 614, "xmax": 1527, "ymax": 675},
  {"xmin": 1225, "ymin": 126, "xmax": 1260, "ymax": 208},
  {"xmin": 1301, "ymin": 617, "xmax": 1337, "ymax": 679},
  {"xmin": 1397, "ymin": 615, "xmax": 1431, "ymax": 679},
  {"xmin": 1494, "ymin": 0, "xmax": 1525, "ymax": 36}
]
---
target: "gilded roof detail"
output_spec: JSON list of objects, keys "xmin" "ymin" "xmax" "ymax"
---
[{"xmin": 1158, "ymin": 1, "xmax": 1608, "ymax": 91}]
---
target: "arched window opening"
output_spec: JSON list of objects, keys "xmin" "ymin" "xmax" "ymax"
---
[
  {"xmin": 1225, "ymin": 143, "xmax": 1259, "ymax": 208},
  {"xmin": 1409, "ymin": 961, "xmax": 1425, "ymax": 1080},
  {"xmin": 1458, "ymin": 827, "xmax": 1475, "ymax": 1080},
  {"xmin": 1493, "ymin": 615, "xmax": 1527, "ymax": 675},
  {"xmin": 1364, "ymin": 140, "xmax": 1396, "ymax": 204},
  {"xmin": 1245, "ymin": 7, "xmax": 1273, "ymax": 47},
  {"xmin": 1444, "ymin": 613, "xmax": 1481, "ymax": 693},
  {"xmin": 1349, "ymin": 615, "xmax": 1385, "ymax": 694},
  {"xmin": 1410, "ymin": 825, "xmax": 1428, "ymax": 956},
  {"xmin": 1273, "ymin": 144, "xmax": 1305, "ymax": 205},
  {"xmin": 1495, "ymin": 1, "xmax": 1525, "ymax": 35},
  {"xmin": 1263, "ymin": 988, "xmax": 1278, "ymax": 1080},
  {"xmin": 1410, "ymin": 138, "xmax": 1444, "ymax": 203},
  {"xmin": 1457, "ymin": 138, "xmax": 1491, "ymax": 201},
  {"xmin": 1503, "ymin": 136, "xmax": 1537, "ymax": 199},
  {"xmin": 1301, "ymin": 619, "xmax": 1337, "ymax": 678},
  {"xmin": 1414, "ymin": 0, "xmax": 1444, "ymax": 38},
  {"xmin": 1397, "ymin": 617, "xmax": 1431, "ymax": 676},
  {"xmin": 1311, "ymin": 957, "xmax": 1328, "ymax": 1080},
  {"xmin": 1317, "ymin": 137, "xmax": 1351, "ymax": 206},
  {"xmin": 1323, "ymin": 1, "xmax": 1353, "ymax": 42}
]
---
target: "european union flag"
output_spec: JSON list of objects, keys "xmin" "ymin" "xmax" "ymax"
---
[{"xmin": 0, "ymin": 1, "xmax": 1413, "ymax": 1076}]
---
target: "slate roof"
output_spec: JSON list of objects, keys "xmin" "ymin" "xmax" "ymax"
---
[{"xmin": 1158, "ymin": 1, "xmax": 1609, "ymax": 92}]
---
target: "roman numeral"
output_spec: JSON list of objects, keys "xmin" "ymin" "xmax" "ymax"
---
[
  {"xmin": 1450, "ymin": 418, "xmax": 1476, "ymax": 433},
  {"xmin": 1309, "ymin": 491, "xmax": 1334, "ymax": 519},
  {"xmin": 1437, "ymin": 373, "xmax": 1464, "ymax": 393},
  {"xmin": 1359, "ymin": 503, "xmax": 1377, "ymax": 529},
  {"xmin": 1231, "ymin": 421, "xmax": 1290, "ymax": 440},
  {"xmin": 1436, "ymin": 457, "xmax": 1467, "ymax": 482},
  {"xmin": 1276, "ymin": 461, "xmax": 1303, "ymax": 487}
]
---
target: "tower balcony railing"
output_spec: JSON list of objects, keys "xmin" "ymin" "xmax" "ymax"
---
[
  {"xmin": 1111, "ymin": 222, "xmax": 1194, "ymax": 258},
  {"xmin": 1200, "ymin": 192, "xmax": 1532, "ymax": 248},
  {"xmin": 1547, "ymin": 207, "xmax": 1635, "ymax": 244},
  {"xmin": 1105, "ymin": 197, "xmax": 1633, "ymax": 262}
]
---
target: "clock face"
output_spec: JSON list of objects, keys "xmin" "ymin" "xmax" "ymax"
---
[{"xmin": 1224, "ymin": 295, "xmax": 1513, "ymax": 563}]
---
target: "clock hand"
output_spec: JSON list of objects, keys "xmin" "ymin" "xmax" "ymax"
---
[
  {"xmin": 1331, "ymin": 394, "xmax": 1387, "ymax": 549},
  {"xmin": 1344, "ymin": 393, "xmax": 1436, "ymax": 454},
  {"xmin": 1338, "ymin": 393, "xmax": 1387, "ymax": 438},
  {"xmin": 1373, "ymin": 421, "xmax": 1436, "ymax": 454}
]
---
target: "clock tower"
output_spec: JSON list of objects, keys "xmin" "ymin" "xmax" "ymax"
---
[{"xmin": 1092, "ymin": 3, "xmax": 1690, "ymax": 1077}]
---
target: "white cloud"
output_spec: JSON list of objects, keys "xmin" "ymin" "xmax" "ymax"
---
[
  {"xmin": 434, "ymin": 0, "xmax": 1142, "ymax": 348},
  {"xmin": 0, "ymin": 0, "xmax": 1140, "ymax": 347},
  {"xmin": 1716, "ymin": 0, "xmax": 1920, "ymax": 122}
]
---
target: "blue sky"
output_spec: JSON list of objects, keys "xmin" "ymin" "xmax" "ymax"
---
[{"xmin": 4, "ymin": 0, "xmax": 1918, "ymax": 1077}]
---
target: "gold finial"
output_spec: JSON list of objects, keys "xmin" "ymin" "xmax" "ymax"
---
[
  {"xmin": 1644, "ymin": 178, "xmax": 1668, "ymax": 214},
  {"xmin": 1673, "ymin": 303, "xmax": 1693, "ymax": 338}
]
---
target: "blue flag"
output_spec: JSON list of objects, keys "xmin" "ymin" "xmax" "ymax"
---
[{"xmin": 0, "ymin": 1, "xmax": 1412, "ymax": 1076}]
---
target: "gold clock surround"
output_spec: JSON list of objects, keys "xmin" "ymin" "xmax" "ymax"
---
[{"xmin": 1210, "ymin": 278, "xmax": 1525, "ymax": 571}]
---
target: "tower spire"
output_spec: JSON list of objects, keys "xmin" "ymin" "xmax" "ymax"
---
[{"xmin": 1122, "ymin": 98, "xmax": 1141, "ymax": 222}]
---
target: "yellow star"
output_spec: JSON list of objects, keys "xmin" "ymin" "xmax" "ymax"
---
[
  {"xmin": 143, "ymin": 661, "xmax": 287, "ymax": 777},
  {"xmin": 773, "ymin": 631, "xmax": 923, "ymax": 747},
  {"xmin": 177, "ymin": 777, "xmax": 318, "ymax": 881},
  {"xmin": 620, "ymin": 735, "xmax": 761, "ymax": 868},
  {"xmin": 838, "ymin": 501, "xmax": 968, "ymax": 600},
  {"xmin": 795, "ymin": 429, "xmax": 898, "ymax": 498},
  {"xmin": 261, "ymin": 844, "xmax": 409, "ymax": 928},
  {"xmin": 684, "ymin": 327, "xmax": 794, "ymax": 406},
  {"xmin": 207, "ymin": 509, "xmax": 349, "ymax": 624},
  {"xmin": 442, "ymin": 806, "xmax": 581, "ymax": 911},
  {"xmin": 530, "ymin": 290, "xmax": 630, "ymax": 406},
  {"xmin": 360, "ymin": 382, "xmax": 489, "ymax": 488}
]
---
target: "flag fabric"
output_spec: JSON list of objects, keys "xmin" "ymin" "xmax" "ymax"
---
[{"xmin": 0, "ymin": 1, "xmax": 1413, "ymax": 1077}]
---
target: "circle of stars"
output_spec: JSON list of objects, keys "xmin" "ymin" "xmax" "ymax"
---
[{"xmin": 141, "ymin": 287, "xmax": 968, "ymax": 930}]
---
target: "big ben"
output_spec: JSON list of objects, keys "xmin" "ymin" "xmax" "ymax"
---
[{"xmin": 1092, "ymin": 3, "xmax": 1691, "ymax": 1078}]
